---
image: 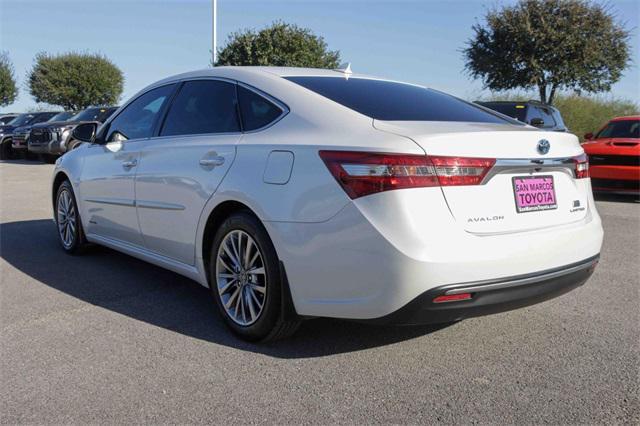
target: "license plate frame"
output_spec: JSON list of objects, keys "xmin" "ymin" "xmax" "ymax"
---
[{"xmin": 512, "ymin": 175, "xmax": 557, "ymax": 213}]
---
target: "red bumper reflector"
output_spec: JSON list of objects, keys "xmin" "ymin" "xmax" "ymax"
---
[{"xmin": 432, "ymin": 293, "xmax": 472, "ymax": 303}]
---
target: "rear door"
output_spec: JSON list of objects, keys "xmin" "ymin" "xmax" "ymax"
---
[{"xmin": 134, "ymin": 79, "xmax": 240, "ymax": 265}]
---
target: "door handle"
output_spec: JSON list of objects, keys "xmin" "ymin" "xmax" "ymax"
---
[
  {"xmin": 199, "ymin": 156, "xmax": 225, "ymax": 167},
  {"xmin": 122, "ymin": 159, "xmax": 137, "ymax": 168}
]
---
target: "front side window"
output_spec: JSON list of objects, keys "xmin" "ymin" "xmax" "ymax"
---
[
  {"xmin": 284, "ymin": 76, "xmax": 513, "ymax": 123},
  {"xmin": 160, "ymin": 80, "xmax": 240, "ymax": 137},
  {"xmin": 596, "ymin": 120, "xmax": 640, "ymax": 139},
  {"xmin": 237, "ymin": 86, "xmax": 283, "ymax": 131},
  {"xmin": 106, "ymin": 85, "xmax": 175, "ymax": 142}
]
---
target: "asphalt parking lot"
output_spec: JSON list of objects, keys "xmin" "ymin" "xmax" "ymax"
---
[{"xmin": 1, "ymin": 160, "xmax": 638, "ymax": 424}]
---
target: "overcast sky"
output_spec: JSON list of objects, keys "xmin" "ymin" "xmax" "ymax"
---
[{"xmin": 1, "ymin": 0, "xmax": 638, "ymax": 112}]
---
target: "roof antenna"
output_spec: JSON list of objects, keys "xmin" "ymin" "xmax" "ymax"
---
[{"xmin": 335, "ymin": 62, "xmax": 352, "ymax": 79}]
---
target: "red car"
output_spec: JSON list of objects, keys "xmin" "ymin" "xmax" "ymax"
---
[{"xmin": 582, "ymin": 116, "xmax": 639, "ymax": 195}]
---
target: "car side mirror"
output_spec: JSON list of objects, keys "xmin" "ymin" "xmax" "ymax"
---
[
  {"xmin": 529, "ymin": 118, "xmax": 545, "ymax": 128},
  {"xmin": 584, "ymin": 132, "xmax": 594, "ymax": 140},
  {"xmin": 72, "ymin": 122, "xmax": 98, "ymax": 143}
]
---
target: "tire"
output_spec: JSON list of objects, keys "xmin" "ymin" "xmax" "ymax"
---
[
  {"xmin": 209, "ymin": 211, "xmax": 300, "ymax": 342},
  {"xmin": 0, "ymin": 139, "xmax": 13, "ymax": 160},
  {"xmin": 55, "ymin": 180, "xmax": 87, "ymax": 254}
]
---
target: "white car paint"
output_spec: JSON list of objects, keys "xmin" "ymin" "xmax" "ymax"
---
[{"xmin": 53, "ymin": 67, "xmax": 603, "ymax": 321}]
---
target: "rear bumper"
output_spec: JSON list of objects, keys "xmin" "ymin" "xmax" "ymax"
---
[{"xmin": 367, "ymin": 255, "xmax": 599, "ymax": 325}]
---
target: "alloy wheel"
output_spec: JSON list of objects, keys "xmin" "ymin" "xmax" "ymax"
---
[
  {"xmin": 57, "ymin": 189, "xmax": 76, "ymax": 249},
  {"xmin": 215, "ymin": 230, "xmax": 267, "ymax": 326}
]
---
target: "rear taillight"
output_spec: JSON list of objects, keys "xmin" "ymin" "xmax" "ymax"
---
[
  {"xmin": 573, "ymin": 153, "xmax": 589, "ymax": 179},
  {"xmin": 319, "ymin": 151, "xmax": 496, "ymax": 199},
  {"xmin": 430, "ymin": 156, "xmax": 496, "ymax": 186}
]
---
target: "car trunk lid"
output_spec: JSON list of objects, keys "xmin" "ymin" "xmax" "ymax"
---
[{"xmin": 374, "ymin": 120, "xmax": 590, "ymax": 234}]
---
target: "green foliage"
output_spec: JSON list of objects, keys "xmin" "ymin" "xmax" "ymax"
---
[
  {"xmin": 485, "ymin": 92, "xmax": 639, "ymax": 140},
  {"xmin": 0, "ymin": 51, "xmax": 18, "ymax": 107},
  {"xmin": 464, "ymin": 0, "xmax": 631, "ymax": 105},
  {"xmin": 553, "ymin": 95, "xmax": 638, "ymax": 140},
  {"xmin": 216, "ymin": 21, "xmax": 340, "ymax": 68},
  {"xmin": 28, "ymin": 52, "xmax": 124, "ymax": 110}
]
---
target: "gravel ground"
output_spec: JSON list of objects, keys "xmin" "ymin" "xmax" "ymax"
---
[{"xmin": 1, "ymin": 160, "xmax": 638, "ymax": 424}]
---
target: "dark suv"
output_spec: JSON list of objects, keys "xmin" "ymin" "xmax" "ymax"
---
[
  {"xmin": 475, "ymin": 101, "xmax": 568, "ymax": 132},
  {"xmin": 12, "ymin": 111, "xmax": 75, "ymax": 158},
  {"xmin": 0, "ymin": 112, "xmax": 60, "ymax": 160},
  {"xmin": 28, "ymin": 106, "xmax": 119, "ymax": 159}
]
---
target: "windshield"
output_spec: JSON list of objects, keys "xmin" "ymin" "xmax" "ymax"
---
[
  {"xmin": 7, "ymin": 114, "xmax": 36, "ymax": 127},
  {"xmin": 478, "ymin": 103, "xmax": 528, "ymax": 122},
  {"xmin": 596, "ymin": 120, "xmax": 640, "ymax": 139},
  {"xmin": 70, "ymin": 107, "xmax": 115, "ymax": 122},
  {"xmin": 48, "ymin": 111, "xmax": 75, "ymax": 122},
  {"xmin": 285, "ymin": 77, "xmax": 516, "ymax": 123},
  {"xmin": 0, "ymin": 115, "xmax": 16, "ymax": 125}
]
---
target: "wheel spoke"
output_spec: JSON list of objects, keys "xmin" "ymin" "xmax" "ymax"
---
[
  {"xmin": 225, "ymin": 286, "xmax": 241, "ymax": 309},
  {"xmin": 230, "ymin": 234, "xmax": 241, "ymax": 269},
  {"xmin": 249, "ymin": 286, "xmax": 262, "ymax": 309},
  {"xmin": 248, "ymin": 266, "xmax": 265, "ymax": 275},
  {"xmin": 250, "ymin": 283, "xmax": 266, "ymax": 294},
  {"xmin": 218, "ymin": 278, "xmax": 237, "ymax": 294},
  {"xmin": 243, "ymin": 237, "xmax": 254, "ymax": 269},
  {"xmin": 246, "ymin": 289, "xmax": 256, "ymax": 321},
  {"xmin": 222, "ymin": 242, "xmax": 240, "ymax": 270}
]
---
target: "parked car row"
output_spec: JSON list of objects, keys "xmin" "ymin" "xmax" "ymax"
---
[
  {"xmin": 0, "ymin": 107, "xmax": 118, "ymax": 161},
  {"xmin": 477, "ymin": 101, "xmax": 639, "ymax": 196}
]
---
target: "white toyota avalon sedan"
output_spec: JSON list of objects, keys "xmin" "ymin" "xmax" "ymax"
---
[{"xmin": 52, "ymin": 66, "xmax": 603, "ymax": 341}]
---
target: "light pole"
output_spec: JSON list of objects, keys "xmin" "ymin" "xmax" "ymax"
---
[{"xmin": 212, "ymin": 0, "xmax": 217, "ymax": 65}]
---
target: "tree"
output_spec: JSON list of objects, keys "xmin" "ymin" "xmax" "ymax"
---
[
  {"xmin": 464, "ymin": 0, "xmax": 631, "ymax": 105},
  {"xmin": 216, "ymin": 21, "xmax": 340, "ymax": 68},
  {"xmin": 0, "ymin": 52, "xmax": 18, "ymax": 107},
  {"xmin": 28, "ymin": 52, "xmax": 124, "ymax": 110}
]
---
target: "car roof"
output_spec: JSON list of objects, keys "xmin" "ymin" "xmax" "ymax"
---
[{"xmin": 152, "ymin": 66, "xmax": 422, "ymax": 88}]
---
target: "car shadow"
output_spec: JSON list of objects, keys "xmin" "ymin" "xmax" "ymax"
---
[{"xmin": 0, "ymin": 219, "xmax": 452, "ymax": 358}]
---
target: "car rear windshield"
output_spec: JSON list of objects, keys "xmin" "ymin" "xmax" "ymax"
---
[
  {"xmin": 596, "ymin": 120, "xmax": 639, "ymax": 139},
  {"xmin": 477, "ymin": 102, "xmax": 527, "ymax": 122},
  {"xmin": 284, "ymin": 76, "xmax": 514, "ymax": 123}
]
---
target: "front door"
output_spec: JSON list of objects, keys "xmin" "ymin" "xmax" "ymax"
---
[{"xmin": 79, "ymin": 83, "xmax": 176, "ymax": 247}]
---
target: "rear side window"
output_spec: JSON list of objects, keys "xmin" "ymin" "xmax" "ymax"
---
[
  {"xmin": 160, "ymin": 80, "xmax": 240, "ymax": 136},
  {"xmin": 284, "ymin": 76, "xmax": 512, "ymax": 123},
  {"xmin": 237, "ymin": 86, "xmax": 283, "ymax": 131}
]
